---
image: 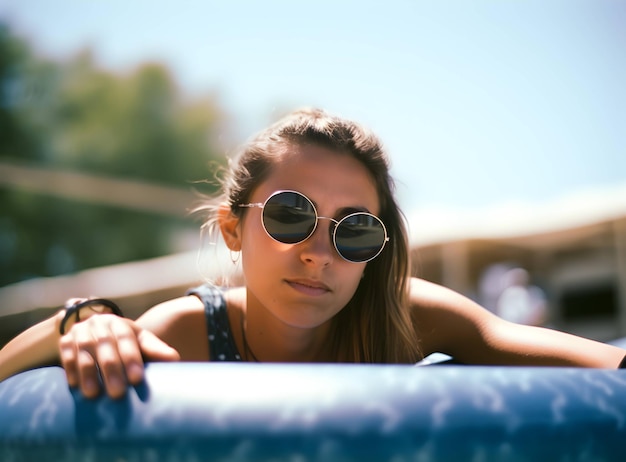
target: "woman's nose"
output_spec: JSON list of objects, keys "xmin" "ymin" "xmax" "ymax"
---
[{"xmin": 299, "ymin": 217, "xmax": 336, "ymax": 266}]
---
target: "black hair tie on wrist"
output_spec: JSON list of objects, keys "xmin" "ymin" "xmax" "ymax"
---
[
  {"xmin": 619, "ymin": 355, "xmax": 626, "ymax": 369},
  {"xmin": 59, "ymin": 298, "xmax": 124, "ymax": 335}
]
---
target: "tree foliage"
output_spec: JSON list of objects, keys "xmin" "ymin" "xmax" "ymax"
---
[{"xmin": 0, "ymin": 24, "xmax": 227, "ymax": 286}]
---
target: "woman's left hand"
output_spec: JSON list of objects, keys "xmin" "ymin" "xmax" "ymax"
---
[{"xmin": 58, "ymin": 313, "xmax": 180, "ymax": 399}]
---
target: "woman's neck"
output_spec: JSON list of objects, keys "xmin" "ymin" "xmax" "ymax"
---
[{"xmin": 226, "ymin": 287, "xmax": 333, "ymax": 362}]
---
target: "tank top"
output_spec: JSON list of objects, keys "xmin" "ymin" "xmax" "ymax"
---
[{"xmin": 186, "ymin": 284, "xmax": 242, "ymax": 362}]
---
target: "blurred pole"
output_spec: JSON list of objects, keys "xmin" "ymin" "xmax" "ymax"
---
[
  {"xmin": 440, "ymin": 241, "xmax": 470, "ymax": 296},
  {"xmin": 615, "ymin": 218, "xmax": 626, "ymax": 337}
]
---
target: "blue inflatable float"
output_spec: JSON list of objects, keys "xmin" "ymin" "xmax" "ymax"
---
[{"xmin": 1, "ymin": 363, "xmax": 626, "ymax": 461}]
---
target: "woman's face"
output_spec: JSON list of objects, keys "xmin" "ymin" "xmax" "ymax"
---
[{"xmin": 237, "ymin": 144, "xmax": 381, "ymax": 330}]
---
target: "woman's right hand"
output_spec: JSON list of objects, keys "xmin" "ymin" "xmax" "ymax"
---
[{"xmin": 58, "ymin": 313, "xmax": 180, "ymax": 399}]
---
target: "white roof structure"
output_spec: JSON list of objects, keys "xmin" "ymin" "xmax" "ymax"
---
[{"xmin": 407, "ymin": 183, "xmax": 626, "ymax": 246}]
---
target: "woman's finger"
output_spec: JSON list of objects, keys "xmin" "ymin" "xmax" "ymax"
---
[
  {"xmin": 109, "ymin": 318, "xmax": 146, "ymax": 386},
  {"xmin": 88, "ymin": 316, "xmax": 129, "ymax": 399},
  {"xmin": 136, "ymin": 329, "xmax": 181, "ymax": 362},
  {"xmin": 72, "ymin": 325, "xmax": 102, "ymax": 398},
  {"xmin": 57, "ymin": 313, "xmax": 179, "ymax": 399},
  {"xmin": 58, "ymin": 333, "xmax": 79, "ymax": 387}
]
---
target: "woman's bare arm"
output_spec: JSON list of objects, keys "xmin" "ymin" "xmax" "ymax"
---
[
  {"xmin": 0, "ymin": 310, "xmax": 66, "ymax": 382},
  {"xmin": 135, "ymin": 295, "xmax": 209, "ymax": 362},
  {"xmin": 0, "ymin": 297, "xmax": 206, "ymax": 399},
  {"xmin": 410, "ymin": 277, "xmax": 626, "ymax": 368},
  {"xmin": 0, "ymin": 299, "xmax": 138, "ymax": 383},
  {"xmin": 57, "ymin": 295, "xmax": 211, "ymax": 399}
]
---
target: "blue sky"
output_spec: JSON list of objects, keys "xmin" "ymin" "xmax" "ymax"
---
[{"xmin": 2, "ymin": 0, "xmax": 625, "ymax": 215}]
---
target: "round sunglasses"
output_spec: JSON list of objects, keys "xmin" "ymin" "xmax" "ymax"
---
[{"xmin": 238, "ymin": 190, "xmax": 389, "ymax": 263}]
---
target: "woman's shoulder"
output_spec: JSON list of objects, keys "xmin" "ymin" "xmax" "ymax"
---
[
  {"xmin": 135, "ymin": 286, "xmax": 247, "ymax": 361},
  {"xmin": 407, "ymin": 277, "xmax": 497, "ymax": 358},
  {"xmin": 408, "ymin": 277, "xmax": 474, "ymax": 309},
  {"xmin": 408, "ymin": 276, "xmax": 495, "ymax": 324},
  {"xmin": 138, "ymin": 295, "xmax": 205, "ymax": 323},
  {"xmin": 179, "ymin": 284, "xmax": 246, "ymax": 311},
  {"xmin": 139, "ymin": 285, "xmax": 245, "ymax": 316},
  {"xmin": 135, "ymin": 295, "xmax": 209, "ymax": 361}
]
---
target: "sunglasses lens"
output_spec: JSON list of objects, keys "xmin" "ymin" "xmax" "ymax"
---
[
  {"xmin": 335, "ymin": 214, "xmax": 387, "ymax": 262},
  {"xmin": 262, "ymin": 192, "xmax": 317, "ymax": 244}
]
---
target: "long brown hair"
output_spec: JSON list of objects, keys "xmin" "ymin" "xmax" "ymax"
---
[{"xmin": 199, "ymin": 108, "xmax": 422, "ymax": 363}]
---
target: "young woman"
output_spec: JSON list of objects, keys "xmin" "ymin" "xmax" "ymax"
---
[{"xmin": 1, "ymin": 108, "xmax": 624, "ymax": 399}]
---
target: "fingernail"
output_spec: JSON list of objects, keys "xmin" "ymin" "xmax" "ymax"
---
[
  {"xmin": 127, "ymin": 363, "xmax": 144, "ymax": 382},
  {"xmin": 66, "ymin": 372, "xmax": 77, "ymax": 386},
  {"xmin": 109, "ymin": 375, "xmax": 124, "ymax": 392},
  {"xmin": 83, "ymin": 377, "xmax": 98, "ymax": 395}
]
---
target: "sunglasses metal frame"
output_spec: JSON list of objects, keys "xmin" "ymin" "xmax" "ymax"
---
[{"xmin": 238, "ymin": 190, "xmax": 389, "ymax": 263}]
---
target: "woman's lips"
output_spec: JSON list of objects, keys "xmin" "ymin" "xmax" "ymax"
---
[{"xmin": 285, "ymin": 279, "xmax": 331, "ymax": 296}]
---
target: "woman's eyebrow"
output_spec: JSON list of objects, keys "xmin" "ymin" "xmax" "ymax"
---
[
  {"xmin": 308, "ymin": 198, "xmax": 372, "ymax": 215},
  {"xmin": 337, "ymin": 206, "xmax": 370, "ymax": 215},
  {"xmin": 323, "ymin": 206, "xmax": 372, "ymax": 220}
]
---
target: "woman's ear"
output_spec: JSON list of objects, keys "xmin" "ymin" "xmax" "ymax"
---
[{"xmin": 217, "ymin": 204, "xmax": 242, "ymax": 251}]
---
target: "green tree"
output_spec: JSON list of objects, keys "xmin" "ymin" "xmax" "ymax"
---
[
  {"xmin": 0, "ymin": 24, "xmax": 36, "ymax": 160},
  {"xmin": 0, "ymin": 24, "xmax": 227, "ymax": 287}
]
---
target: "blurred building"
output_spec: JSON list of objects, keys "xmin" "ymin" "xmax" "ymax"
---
[
  {"xmin": 410, "ymin": 185, "xmax": 626, "ymax": 342},
  {"xmin": 1, "ymin": 185, "xmax": 625, "ymax": 347}
]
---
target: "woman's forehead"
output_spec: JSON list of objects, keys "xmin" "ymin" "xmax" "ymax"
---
[{"xmin": 258, "ymin": 144, "xmax": 381, "ymax": 213}]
